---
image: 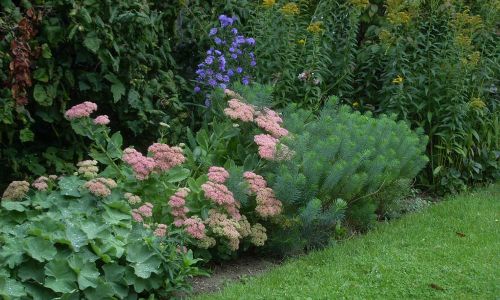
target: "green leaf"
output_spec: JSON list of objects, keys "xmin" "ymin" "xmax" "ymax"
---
[
  {"xmin": 78, "ymin": 262, "xmax": 100, "ymax": 289},
  {"xmin": 111, "ymin": 81, "xmax": 126, "ymax": 103},
  {"xmin": 133, "ymin": 256, "xmax": 162, "ymax": 278},
  {"xmin": 41, "ymin": 43, "xmax": 52, "ymax": 58},
  {"xmin": 33, "ymin": 68, "xmax": 49, "ymax": 82},
  {"xmin": 44, "ymin": 259, "xmax": 77, "ymax": 293},
  {"xmin": 23, "ymin": 237, "xmax": 57, "ymax": 262},
  {"xmin": 0, "ymin": 239, "xmax": 24, "ymax": 268},
  {"xmin": 107, "ymin": 132, "xmax": 123, "ymax": 159},
  {"xmin": 1, "ymin": 200, "xmax": 29, "ymax": 211},
  {"xmin": 81, "ymin": 221, "xmax": 107, "ymax": 239},
  {"xmin": 20, "ymin": 127, "xmax": 35, "ymax": 142},
  {"xmin": 127, "ymin": 89, "xmax": 141, "ymax": 109},
  {"xmin": 0, "ymin": 277, "xmax": 26, "ymax": 297},
  {"xmin": 33, "ymin": 84, "xmax": 52, "ymax": 105},
  {"xmin": 165, "ymin": 167, "xmax": 190, "ymax": 183},
  {"xmin": 65, "ymin": 224, "xmax": 88, "ymax": 251},
  {"xmin": 83, "ymin": 32, "xmax": 101, "ymax": 53},
  {"xmin": 59, "ymin": 176, "xmax": 85, "ymax": 197},
  {"xmin": 18, "ymin": 260, "xmax": 45, "ymax": 282}
]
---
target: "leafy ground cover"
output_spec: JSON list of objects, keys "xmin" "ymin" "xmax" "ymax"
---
[{"xmin": 196, "ymin": 183, "xmax": 500, "ymax": 299}]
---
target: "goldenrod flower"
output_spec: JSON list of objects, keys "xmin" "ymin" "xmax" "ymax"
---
[
  {"xmin": 281, "ymin": 3, "xmax": 300, "ymax": 16},
  {"xmin": 392, "ymin": 75, "xmax": 404, "ymax": 84},
  {"xmin": 352, "ymin": 102, "xmax": 360, "ymax": 108},
  {"xmin": 387, "ymin": 11, "xmax": 411, "ymax": 25},
  {"xmin": 469, "ymin": 97, "xmax": 486, "ymax": 109},
  {"xmin": 262, "ymin": 0, "xmax": 276, "ymax": 8},
  {"xmin": 307, "ymin": 22, "xmax": 323, "ymax": 34},
  {"xmin": 348, "ymin": 0, "xmax": 369, "ymax": 8}
]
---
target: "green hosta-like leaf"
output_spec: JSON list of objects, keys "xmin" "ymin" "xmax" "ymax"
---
[
  {"xmin": 59, "ymin": 176, "xmax": 85, "ymax": 197},
  {"xmin": 78, "ymin": 262, "xmax": 100, "ymax": 289},
  {"xmin": 103, "ymin": 204, "xmax": 131, "ymax": 225},
  {"xmin": 65, "ymin": 224, "xmax": 88, "ymax": 251},
  {"xmin": 1, "ymin": 200, "xmax": 29, "ymax": 212},
  {"xmin": 17, "ymin": 260, "xmax": 45, "ymax": 283},
  {"xmin": 44, "ymin": 259, "xmax": 77, "ymax": 293},
  {"xmin": 0, "ymin": 239, "xmax": 24, "ymax": 268},
  {"xmin": 23, "ymin": 282, "xmax": 57, "ymax": 300},
  {"xmin": 83, "ymin": 280, "xmax": 116, "ymax": 300},
  {"xmin": 111, "ymin": 81, "xmax": 126, "ymax": 103},
  {"xmin": 133, "ymin": 255, "xmax": 162, "ymax": 279},
  {"xmin": 0, "ymin": 277, "xmax": 26, "ymax": 297},
  {"xmin": 81, "ymin": 220, "xmax": 107, "ymax": 240},
  {"xmin": 23, "ymin": 237, "xmax": 57, "ymax": 262}
]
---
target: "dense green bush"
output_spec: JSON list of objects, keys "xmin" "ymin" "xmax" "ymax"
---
[
  {"xmin": 265, "ymin": 99, "xmax": 428, "ymax": 251},
  {"xmin": 0, "ymin": 176, "xmax": 201, "ymax": 299}
]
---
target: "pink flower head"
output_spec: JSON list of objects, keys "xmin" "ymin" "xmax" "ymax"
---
[
  {"xmin": 84, "ymin": 178, "xmax": 116, "ymax": 197},
  {"xmin": 154, "ymin": 224, "xmax": 167, "ymax": 237},
  {"xmin": 208, "ymin": 166, "xmax": 230, "ymax": 183},
  {"xmin": 255, "ymin": 187, "xmax": 282, "ymax": 218},
  {"xmin": 184, "ymin": 217, "xmax": 206, "ymax": 239},
  {"xmin": 93, "ymin": 115, "xmax": 110, "ymax": 125},
  {"xmin": 201, "ymin": 181, "xmax": 235, "ymax": 206},
  {"xmin": 122, "ymin": 147, "xmax": 156, "ymax": 180},
  {"xmin": 254, "ymin": 134, "xmax": 278, "ymax": 160},
  {"xmin": 32, "ymin": 176, "xmax": 49, "ymax": 191},
  {"xmin": 254, "ymin": 108, "xmax": 289, "ymax": 138},
  {"xmin": 169, "ymin": 188, "xmax": 190, "ymax": 226},
  {"xmin": 138, "ymin": 202, "xmax": 154, "ymax": 217},
  {"xmin": 132, "ymin": 209, "xmax": 144, "ymax": 222},
  {"xmin": 243, "ymin": 172, "xmax": 268, "ymax": 193},
  {"xmin": 224, "ymin": 99, "xmax": 255, "ymax": 122},
  {"xmin": 65, "ymin": 101, "xmax": 98, "ymax": 120},
  {"xmin": 148, "ymin": 143, "xmax": 186, "ymax": 172}
]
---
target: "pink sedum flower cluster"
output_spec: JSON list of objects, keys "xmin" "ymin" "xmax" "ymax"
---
[
  {"xmin": 168, "ymin": 188, "xmax": 190, "ymax": 227},
  {"xmin": 254, "ymin": 134, "xmax": 278, "ymax": 160},
  {"xmin": 154, "ymin": 224, "xmax": 167, "ymax": 237},
  {"xmin": 2, "ymin": 181, "xmax": 30, "ymax": 201},
  {"xmin": 254, "ymin": 108, "xmax": 288, "ymax": 138},
  {"xmin": 32, "ymin": 176, "xmax": 49, "ymax": 191},
  {"xmin": 124, "ymin": 192, "xmax": 142, "ymax": 205},
  {"xmin": 201, "ymin": 180, "xmax": 241, "ymax": 220},
  {"xmin": 207, "ymin": 166, "xmax": 230, "ymax": 183},
  {"xmin": 93, "ymin": 115, "xmax": 110, "ymax": 125},
  {"xmin": 122, "ymin": 148, "xmax": 156, "ymax": 180},
  {"xmin": 84, "ymin": 177, "xmax": 117, "ymax": 197},
  {"xmin": 243, "ymin": 172, "xmax": 267, "ymax": 194},
  {"xmin": 65, "ymin": 101, "xmax": 98, "ymax": 120},
  {"xmin": 206, "ymin": 210, "xmax": 241, "ymax": 251},
  {"xmin": 184, "ymin": 216, "xmax": 206, "ymax": 239},
  {"xmin": 243, "ymin": 171, "xmax": 282, "ymax": 218},
  {"xmin": 224, "ymin": 99, "xmax": 255, "ymax": 122},
  {"xmin": 148, "ymin": 143, "xmax": 185, "ymax": 172}
]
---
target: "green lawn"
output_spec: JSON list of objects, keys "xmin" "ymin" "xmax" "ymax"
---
[{"xmin": 196, "ymin": 184, "xmax": 500, "ymax": 299}]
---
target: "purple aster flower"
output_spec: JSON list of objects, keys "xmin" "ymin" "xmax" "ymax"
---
[
  {"xmin": 194, "ymin": 86, "xmax": 201, "ymax": 93},
  {"xmin": 227, "ymin": 69, "xmax": 234, "ymax": 76},
  {"xmin": 223, "ymin": 75, "xmax": 230, "ymax": 82},
  {"xmin": 231, "ymin": 53, "xmax": 238, "ymax": 59},
  {"xmin": 219, "ymin": 83, "xmax": 227, "ymax": 89},
  {"xmin": 231, "ymin": 28, "xmax": 238, "ymax": 35},
  {"xmin": 215, "ymin": 73, "xmax": 224, "ymax": 81},
  {"xmin": 214, "ymin": 37, "xmax": 223, "ymax": 45},
  {"xmin": 215, "ymin": 50, "xmax": 222, "ymax": 56},
  {"xmin": 208, "ymin": 78, "xmax": 217, "ymax": 87},
  {"xmin": 249, "ymin": 52, "xmax": 255, "ymax": 59},
  {"xmin": 229, "ymin": 47, "xmax": 236, "ymax": 53},
  {"xmin": 236, "ymin": 49, "xmax": 243, "ymax": 55},
  {"xmin": 236, "ymin": 67, "xmax": 243, "ymax": 74},
  {"xmin": 250, "ymin": 60, "xmax": 257, "ymax": 67},
  {"xmin": 196, "ymin": 69, "xmax": 206, "ymax": 77},
  {"xmin": 246, "ymin": 38, "xmax": 256, "ymax": 45},
  {"xmin": 205, "ymin": 56, "xmax": 214, "ymax": 65},
  {"xmin": 219, "ymin": 15, "xmax": 234, "ymax": 27},
  {"xmin": 236, "ymin": 36, "xmax": 246, "ymax": 44},
  {"xmin": 209, "ymin": 28, "xmax": 218, "ymax": 36},
  {"xmin": 205, "ymin": 97, "xmax": 211, "ymax": 107},
  {"xmin": 242, "ymin": 76, "xmax": 250, "ymax": 85}
]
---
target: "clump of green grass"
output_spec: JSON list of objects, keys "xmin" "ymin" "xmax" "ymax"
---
[{"xmin": 196, "ymin": 184, "xmax": 500, "ymax": 299}]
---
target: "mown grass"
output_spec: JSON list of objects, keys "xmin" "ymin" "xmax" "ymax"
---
[{"xmin": 196, "ymin": 184, "xmax": 500, "ymax": 299}]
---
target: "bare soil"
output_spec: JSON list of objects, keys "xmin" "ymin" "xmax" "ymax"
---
[{"xmin": 189, "ymin": 256, "xmax": 279, "ymax": 296}]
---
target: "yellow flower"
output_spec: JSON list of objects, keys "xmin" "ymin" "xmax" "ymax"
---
[
  {"xmin": 349, "ymin": 0, "xmax": 370, "ymax": 9},
  {"xmin": 352, "ymin": 102, "xmax": 360, "ymax": 108},
  {"xmin": 469, "ymin": 97, "xmax": 486, "ymax": 109},
  {"xmin": 387, "ymin": 11, "xmax": 411, "ymax": 25},
  {"xmin": 297, "ymin": 39, "xmax": 306, "ymax": 45},
  {"xmin": 307, "ymin": 22, "xmax": 323, "ymax": 34},
  {"xmin": 281, "ymin": 3, "xmax": 300, "ymax": 16},
  {"xmin": 392, "ymin": 75, "xmax": 404, "ymax": 84},
  {"xmin": 262, "ymin": 0, "xmax": 276, "ymax": 8}
]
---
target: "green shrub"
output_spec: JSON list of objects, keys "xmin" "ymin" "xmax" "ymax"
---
[
  {"xmin": 266, "ymin": 99, "xmax": 428, "ymax": 250},
  {"xmin": 0, "ymin": 177, "xmax": 201, "ymax": 299}
]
